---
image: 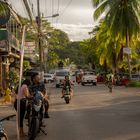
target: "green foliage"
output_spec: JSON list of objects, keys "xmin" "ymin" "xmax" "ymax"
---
[
  {"xmin": 55, "ymin": 41, "xmax": 85, "ymax": 65},
  {"xmin": 23, "ymin": 61, "xmax": 31, "ymax": 71},
  {"xmin": 0, "ymin": 1, "xmax": 10, "ymax": 26},
  {"xmin": 8, "ymin": 71, "xmax": 19, "ymax": 85},
  {"xmin": 48, "ymin": 29, "xmax": 70, "ymax": 50},
  {"xmin": 127, "ymin": 81, "xmax": 140, "ymax": 87},
  {"xmin": 91, "ymin": 0, "xmax": 140, "ymax": 73},
  {"xmin": 47, "ymin": 52, "xmax": 60, "ymax": 69}
]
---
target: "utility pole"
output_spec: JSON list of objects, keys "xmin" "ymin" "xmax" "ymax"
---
[{"xmin": 37, "ymin": 0, "xmax": 44, "ymax": 77}]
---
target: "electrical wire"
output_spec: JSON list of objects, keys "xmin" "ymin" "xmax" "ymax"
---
[
  {"xmin": 51, "ymin": 0, "xmax": 54, "ymax": 23},
  {"xmin": 55, "ymin": 0, "xmax": 60, "ymax": 28},
  {"xmin": 60, "ymin": 0, "xmax": 73, "ymax": 17},
  {"xmin": 45, "ymin": 0, "xmax": 48, "ymax": 16},
  {"xmin": 28, "ymin": 0, "xmax": 36, "ymax": 18},
  {"xmin": 19, "ymin": 0, "xmax": 29, "ymax": 18},
  {"xmin": 8, "ymin": 0, "xmax": 28, "ymax": 18}
]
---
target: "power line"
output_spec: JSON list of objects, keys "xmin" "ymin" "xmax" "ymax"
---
[
  {"xmin": 57, "ymin": 0, "xmax": 60, "ymax": 14},
  {"xmin": 60, "ymin": 0, "xmax": 73, "ymax": 17},
  {"xmin": 51, "ymin": 0, "xmax": 54, "ymax": 23},
  {"xmin": 45, "ymin": 0, "xmax": 48, "ymax": 16},
  {"xmin": 28, "ymin": 0, "xmax": 36, "ymax": 18},
  {"xmin": 55, "ymin": 0, "xmax": 60, "ymax": 27}
]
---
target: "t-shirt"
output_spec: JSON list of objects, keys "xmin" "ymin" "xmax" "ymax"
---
[
  {"xmin": 29, "ymin": 82, "xmax": 46, "ymax": 96},
  {"xmin": 17, "ymin": 84, "xmax": 28, "ymax": 100},
  {"xmin": 107, "ymin": 74, "xmax": 114, "ymax": 81},
  {"xmin": 63, "ymin": 80, "xmax": 72, "ymax": 88}
]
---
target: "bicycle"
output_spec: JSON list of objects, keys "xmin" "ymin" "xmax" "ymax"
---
[{"xmin": 0, "ymin": 114, "xmax": 16, "ymax": 140}]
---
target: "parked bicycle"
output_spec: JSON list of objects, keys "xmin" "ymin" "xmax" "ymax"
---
[{"xmin": 0, "ymin": 114, "xmax": 16, "ymax": 140}]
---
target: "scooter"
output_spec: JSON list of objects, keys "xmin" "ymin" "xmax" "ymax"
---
[{"xmin": 64, "ymin": 86, "xmax": 71, "ymax": 104}]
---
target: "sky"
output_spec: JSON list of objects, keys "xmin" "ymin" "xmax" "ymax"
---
[{"xmin": 8, "ymin": 0, "xmax": 96, "ymax": 41}]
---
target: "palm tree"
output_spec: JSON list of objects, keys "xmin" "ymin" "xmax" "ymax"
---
[
  {"xmin": 0, "ymin": 1, "xmax": 10, "ymax": 26},
  {"xmin": 92, "ymin": 0, "xmax": 140, "ymax": 78},
  {"xmin": 95, "ymin": 21, "xmax": 124, "ymax": 73}
]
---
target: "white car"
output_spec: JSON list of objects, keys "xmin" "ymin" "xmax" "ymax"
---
[
  {"xmin": 44, "ymin": 73, "xmax": 54, "ymax": 83},
  {"xmin": 55, "ymin": 69, "xmax": 70, "ymax": 88},
  {"xmin": 131, "ymin": 74, "xmax": 140, "ymax": 81},
  {"xmin": 81, "ymin": 71, "xmax": 97, "ymax": 86}
]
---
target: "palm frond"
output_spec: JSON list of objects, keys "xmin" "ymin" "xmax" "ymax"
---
[{"xmin": 93, "ymin": 0, "xmax": 108, "ymax": 20}]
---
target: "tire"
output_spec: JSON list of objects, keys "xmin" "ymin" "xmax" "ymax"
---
[
  {"xmin": 81, "ymin": 82, "xmax": 85, "ymax": 86},
  {"xmin": 93, "ymin": 82, "xmax": 97, "ymax": 86},
  {"xmin": 28, "ymin": 117, "xmax": 39, "ymax": 140},
  {"xmin": 65, "ymin": 97, "xmax": 70, "ymax": 104},
  {"xmin": 0, "ymin": 132, "xmax": 8, "ymax": 140}
]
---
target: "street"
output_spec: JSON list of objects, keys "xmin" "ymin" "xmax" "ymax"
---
[{"xmin": 1, "ymin": 84, "xmax": 140, "ymax": 140}]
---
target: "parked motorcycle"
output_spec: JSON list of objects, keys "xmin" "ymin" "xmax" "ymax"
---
[{"xmin": 28, "ymin": 91, "xmax": 47, "ymax": 140}]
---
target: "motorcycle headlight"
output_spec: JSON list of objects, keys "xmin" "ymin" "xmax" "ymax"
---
[{"xmin": 33, "ymin": 100, "xmax": 42, "ymax": 112}]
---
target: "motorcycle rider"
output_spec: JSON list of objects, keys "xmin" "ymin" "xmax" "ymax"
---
[
  {"xmin": 27, "ymin": 73, "xmax": 50, "ymax": 119},
  {"xmin": 61, "ymin": 75, "xmax": 73, "ymax": 98}
]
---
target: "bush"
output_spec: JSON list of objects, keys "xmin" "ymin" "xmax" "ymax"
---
[{"xmin": 127, "ymin": 81, "xmax": 140, "ymax": 87}]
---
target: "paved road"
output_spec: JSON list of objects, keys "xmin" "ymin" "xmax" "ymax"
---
[{"xmin": 1, "ymin": 84, "xmax": 140, "ymax": 140}]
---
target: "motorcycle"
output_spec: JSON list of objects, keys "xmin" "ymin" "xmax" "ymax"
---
[
  {"xmin": 64, "ymin": 86, "xmax": 71, "ymax": 104},
  {"xmin": 28, "ymin": 91, "xmax": 47, "ymax": 140}
]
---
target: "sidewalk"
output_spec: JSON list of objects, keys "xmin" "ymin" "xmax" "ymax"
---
[{"xmin": 0, "ymin": 102, "xmax": 18, "ymax": 140}]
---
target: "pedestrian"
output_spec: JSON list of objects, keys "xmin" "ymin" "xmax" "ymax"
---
[{"xmin": 14, "ymin": 79, "xmax": 31, "ymax": 137}]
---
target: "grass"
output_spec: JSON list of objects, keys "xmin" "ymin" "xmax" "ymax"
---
[{"xmin": 127, "ymin": 81, "xmax": 140, "ymax": 87}]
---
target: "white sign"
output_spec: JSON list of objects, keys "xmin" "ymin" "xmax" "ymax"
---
[{"xmin": 123, "ymin": 47, "xmax": 131, "ymax": 54}]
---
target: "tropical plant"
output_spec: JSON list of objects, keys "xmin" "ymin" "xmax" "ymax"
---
[
  {"xmin": 0, "ymin": 1, "xmax": 10, "ymax": 26},
  {"xmin": 23, "ymin": 60, "xmax": 31, "ymax": 71},
  {"xmin": 8, "ymin": 71, "xmax": 19, "ymax": 86}
]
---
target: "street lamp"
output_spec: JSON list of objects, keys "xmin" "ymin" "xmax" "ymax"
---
[
  {"xmin": 41, "ymin": 13, "xmax": 59, "ymax": 22},
  {"xmin": 42, "ymin": 13, "xmax": 59, "ymax": 19}
]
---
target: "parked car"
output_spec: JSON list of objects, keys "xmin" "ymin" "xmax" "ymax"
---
[
  {"xmin": 55, "ymin": 69, "xmax": 70, "ymax": 88},
  {"xmin": 81, "ymin": 71, "xmax": 97, "ymax": 86},
  {"xmin": 97, "ymin": 73, "xmax": 105, "ymax": 83},
  {"xmin": 44, "ymin": 73, "xmax": 55, "ymax": 83},
  {"xmin": 131, "ymin": 74, "xmax": 140, "ymax": 81}
]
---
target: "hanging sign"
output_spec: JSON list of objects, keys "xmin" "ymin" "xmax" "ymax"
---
[{"xmin": 123, "ymin": 47, "xmax": 131, "ymax": 54}]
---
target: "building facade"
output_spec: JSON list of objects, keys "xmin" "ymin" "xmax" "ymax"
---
[{"xmin": 0, "ymin": 7, "xmax": 22, "ymax": 89}]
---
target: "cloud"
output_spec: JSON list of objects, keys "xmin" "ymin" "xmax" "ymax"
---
[{"xmin": 53, "ymin": 23, "xmax": 94, "ymax": 41}]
